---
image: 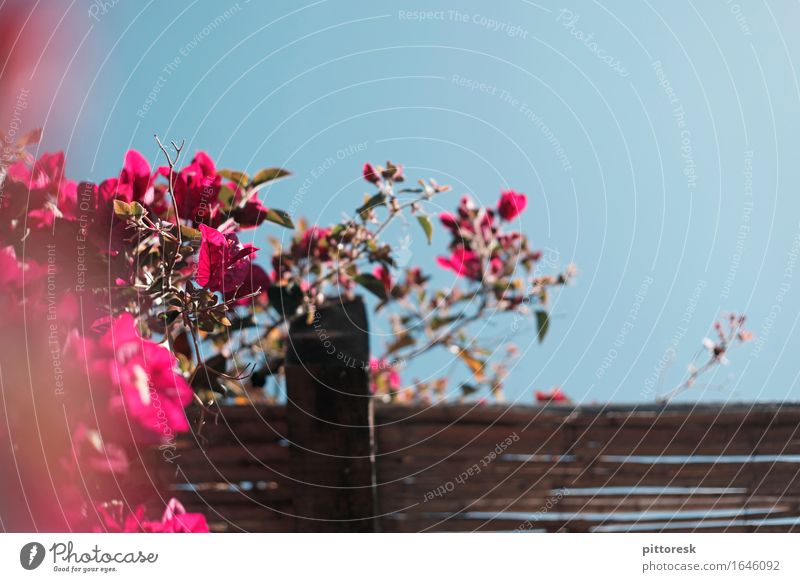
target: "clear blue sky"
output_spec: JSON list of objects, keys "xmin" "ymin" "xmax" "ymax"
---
[{"xmin": 26, "ymin": 0, "xmax": 800, "ymax": 404}]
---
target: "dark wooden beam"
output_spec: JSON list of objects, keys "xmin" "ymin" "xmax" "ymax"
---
[{"xmin": 285, "ymin": 297, "xmax": 377, "ymax": 532}]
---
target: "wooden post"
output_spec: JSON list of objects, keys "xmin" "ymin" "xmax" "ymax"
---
[{"xmin": 285, "ymin": 297, "xmax": 377, "ymax": 532}]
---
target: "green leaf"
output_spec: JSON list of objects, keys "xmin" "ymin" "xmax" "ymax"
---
[
  {"xmin": 535, "ymin": 310, "xmax": 550, "ymax": 343},
  {"xmin": 191, "ymin": 354, "xmax": 228, "ymax": 393},
  {"xmin": 251, "ymin": 167, "xmax": 291, "ymax": 187},
  {"xmin": 159, "ymin": 309, "xmax": 181, "ymax": 325},
  {"xmin": 267, "ymin": 284, "xmax": 304, "ymax": 317},
  {"xmin": 264, "ymin": 208, "xmax": 294, "ymax": 229},
  {"xmin": 129, "ymin": 201, "xmax": 146, "ymax": 217},
  {"xmin": 146, "ymin": 276, "xmax": 164, "ymax": 295},
  {"xmin": 430, "ymin": 315, "xmax": 458, "ymax": 331},
  {"xmin": 460, "ymin": 383, "xmax": 480, "ymax": 396},
  {"xmin": 354, "ymin": 273, "xmax": 388, "ymax": 300},
  {"xmin": 197, "ymin": 314, "xmax": 217, "ymax": 332},
  {"xmin": 113, "ymin": 200, "xmax": 132, "ymax": 218},
  {"xmin": 357, "ymin": 192, "xmax": 386, "ymax": 219},
  {"xmin": 18, "ymin": 128, "xmax": 42, "ymax": 147},
  {"xmin": 416, "ymin": 214, "xmax": 433, "ymax": 245},
  {"xmin": 385, "ymin": 333, "xmax": 416, "ymax": 355},
  {"xmin": 217, "ymin": 184, "xmax": 237, "ymax": 211},
  {"xmin": 218, "ymin": 169, "xmax": 249, "ymax": 186},
  {"xmin": 179, "ymin": 225, "xmax": 202, "ymax": 241}
]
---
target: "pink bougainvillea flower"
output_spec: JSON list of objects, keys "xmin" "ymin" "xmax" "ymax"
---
[
  {"xmin": 5, "ymin": 151, "xmax": 66, "ymax": 196},
  {"xmin": 442, "ymin": 195, "xmax": 497, "ymax": 241},
  {"xmin": 238, "ymin": 198, "xmax": 267, "ymax": 225},
  {"xmin": 115, "ymin": 150, "xmax": 155, "ymax": 203},
  {"xmin": 0, "ymin": 246, "xmax": 25, "ymax": 287},
  {"xmin": 497, "ymin": 190, "xmax": 527, "ymax": 221},
  {"xmin": 24, "ymin": 178, "xmax": 79, "ymax": 229},
  {"xmin": 215, "ymin": 179, "xmax": 270, "ymax": 229},
  {"xmin": 67, "ymin": 180, "xmax": 126, "ymax": 256},
  {"xmin": 489, "ymin": 256, "xmax": 504, "ymax": 278},
  {"xmin": 95, "ymin": 498, "xmax": 208, "ymax": 533},
  {"xmin": 369, "ymin": 357, "xmax": 401, "ymax": 394},
  {"xmin": 373, "ymin": 265, "xmax": 393, "ymax": 293},
  {"xmin": 296, "ymin": 225, "xmax": 332, "ymax": 262},
  {"xmin": 24, "ymin": 205, "xmax": 60, "ymax": 230},
  {"xmin": 474, "ymin": 208, "xmax": 497, "ymax": 243},
  {"xmin": 142, "ymin": 498, "xmax": 209, "ymax": 533},
  {"xmin": 231, "ymin": 196, "xmax": 269, "ymax": 229},
  {"xmin": 72, "ymin": 424, "xmax": 129, "ymax": 475},
  {"xmin": 197, "ymin": 223, "xmax": 259, "ymax": 296},
  {"xmin": 92, "ymin": 313, "xmax": 193, "ymax": 440},
  {"xmin": 2, "ymin": 152, "xmax": 77, "ymax": 230},
  {"xmin": 386, "ymin": 162, "xmax": 404, "ymax": 182},
  {"xmin": 94, "ymin": 502, "xmax": 147, "ymax": 533},
  {"xmin": 436, "ymin": 247, "xmax": 483, "ymax": 281},
  {"xmin": 159, "ymin": 151, "xmax": 221, "ymax": 225},
  {"xmin": 0, "ymin": 245, "xmax": 47, "ymax": 322},
  {"xmin": 405, "ymin": 267, "xmax": 425, "ymax": 286},
  {"xmin": 457, "ymin": 194, "xmax": 477, "ymax": 217},
  {"xmin": 86, "ymin": 151, "xmax": 170, "ymax": 220},
  {"xmin": 535, "ymin": 387, "xmax": 569, "ymax": 403},
  {"xmin": 228, "ymin": 263, "xmax": 271, "ymax": 305},
  {"xmin": 497, "ymin": 232, "xmax": 522, "ymax": 251},
  {"xmin": 363, "ymin": 162, "xmax": 380, "ymax": 184},
  {"xmin": 439, "ymin": 211, "xmax": 459, "ymax": 233}
]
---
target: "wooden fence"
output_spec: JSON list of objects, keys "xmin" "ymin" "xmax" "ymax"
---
[
  {"xmin": 156, "ymin": 401, "xmax": 800, "ymax": 532},
  {"xmin": 152, "ymin": 299, "xmax": 800, "ymax": 532}
]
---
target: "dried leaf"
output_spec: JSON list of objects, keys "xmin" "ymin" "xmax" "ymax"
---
[
  {"xmin": 18, "ymin": 128, "xmax": 42, "ymax": 147},
  {"xmin": 457, "ymin": 349, "xmax": 486, "ymax": 382},
  {"xmin": 385, "ymin": 333, "xmax": 416, "ymax": 355}
]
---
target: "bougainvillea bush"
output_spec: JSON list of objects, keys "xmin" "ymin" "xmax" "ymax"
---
[{"xmin": 0, "ymin": 131, "xmax": 576, "ymax": 531}]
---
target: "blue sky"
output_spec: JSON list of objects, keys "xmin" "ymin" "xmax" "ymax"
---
[{"xmin": 27, "ymin": 0, "xmax": 800, "ymax": 404}]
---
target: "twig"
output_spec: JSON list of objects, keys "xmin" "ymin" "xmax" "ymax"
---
[
  {"xmin": 658, "ymin": 316, "xmax": 749, "ymax": 404},
  {"xmin": 154, "ymin": 135, "xmax": 185, "ymax": 247}
]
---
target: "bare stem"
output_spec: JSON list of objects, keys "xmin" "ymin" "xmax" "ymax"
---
[
  {"xmin": 659, "ymin": 319, "xmax": 745, "ymax": 404},
  {"xmin": 154, "ymin": 135, "xmax": 185, "ymax": 247}
]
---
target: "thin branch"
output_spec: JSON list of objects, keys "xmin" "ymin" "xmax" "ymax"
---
[{"xmin": 154, "ymin": 134, "xmax": 185, "ymax": 247}]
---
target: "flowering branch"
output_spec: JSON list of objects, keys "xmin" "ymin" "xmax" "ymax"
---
[
  {"xmin": 0, "ymin": 133, "xmax": 577, "ymax": 530},
  {"xmin": 658, "ymin": 313, "xmax": 753, "ymax": 404}
]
